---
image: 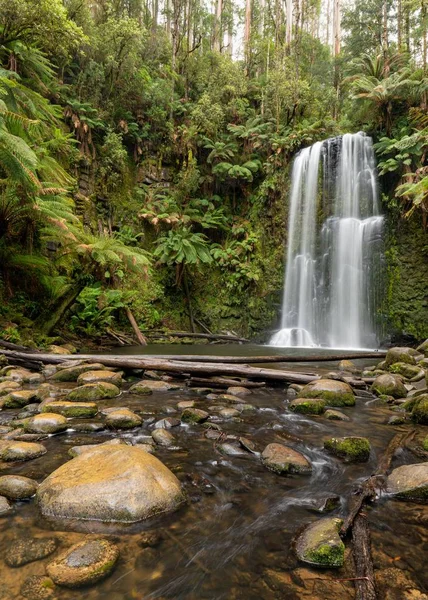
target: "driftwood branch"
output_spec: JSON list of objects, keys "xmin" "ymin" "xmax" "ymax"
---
[
  {"xmin": 352, "ymin": 514, "xmax": 377, "ymax": 600},
  {"xmin": 125, "ymin": 308, "xmax": 148, "ymax": 346}
]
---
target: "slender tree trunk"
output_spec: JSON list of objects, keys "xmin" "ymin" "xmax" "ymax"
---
[
  {"xmin": 214, "ymin": 0, "xmax": 223, "ymax": 51},
  {"xmin": 286, "ymin": 0, "xmax": 293, "ymax": 46},
  {"xmin": 244, "ymin": 0, "xmax": 251, "ymax": 69},
  {"xmin": 182, "ymin": 268, "xmax": 195, "ymax": 333},
  {"xmin": 397, "ymin": 0, "xmax": 402, "ymax": 51},
  {"xmin": 227, "ymin": 0, "xmax": 233, "ymax": 55},
  {"xmin": 125, "ymin": 308, "xmax": 148, "ymax": 345},
  {"xmin": 325, "ymin": 0, "xmax": 330, "ymax": 47},
  {"xmin": 382, "ymin": 0, "xmax": 389, "ymax": 74},
  {"xmin": 333, "ymin": 0, "xmax": 340, "ymax": 57}
]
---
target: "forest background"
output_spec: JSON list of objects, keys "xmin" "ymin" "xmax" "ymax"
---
[{"xmin": 0, "ymin": 0, "xmax": 427, "ymax": 347}]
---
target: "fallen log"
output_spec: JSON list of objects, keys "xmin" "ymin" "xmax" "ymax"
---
[
  {"xmin": 0, "ymin": 339, "xmax": 38, "ymax": 353},
  {"xmin": 0, "ymin": 350, "xmax": 320, "ymax": 384},
  {"xmin": 352, "ymin": 514, "xmax": 377, "ymax": 600},
  {"xmin": 143, "ymin": 331, "xmax": 251, "ymax": 343},
  {"xmin": 188, "ymin": 377, "xmax": 266, "ymax": 389}
]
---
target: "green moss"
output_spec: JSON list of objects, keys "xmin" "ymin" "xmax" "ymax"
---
[
  {"xmin": 411, "ymin": 395, "xmax": 428, "ymax": 424},
  {"xmin": 324, "ymin": 437, "xmax": 371, "ymax": 462},
  {"xmin": 305, "ymin": 390, "xmax": 355, "ymax": 407},
  {"xmin": 305, "ymin": 542, "xmax": 345, "ymax": 567},
  {"xmin": 422, "ymin": 437, "xmax": 428, "ymax": 451},
  {"xmin": 289, "ymin": 398, "xmax": 326, "ymax": 415}
]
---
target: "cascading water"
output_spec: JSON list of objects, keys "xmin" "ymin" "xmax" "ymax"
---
[{"xmin": 270, "ymin": 132, "xmax": 384, "ymax": 349}]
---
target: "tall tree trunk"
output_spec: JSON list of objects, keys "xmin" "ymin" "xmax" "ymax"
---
[
  {"xmin": 333, "ymin": 0, "xmax": 340, "ymax": 57},
  {"xmin": 37, "ymin": 286, "xmax": 84, "ymax": 335},
  {"xmin": 244, "ymin": 0, "xmax": 251, "ymax": 69},
  {"xmin": 397, "ymin": 0, "xmax": 402, "ymax": 51},
  {"xmin": 214, "ymin": 0, "xmax": 223, "ymax": 51},
  {"xmin": 227, "ymin": 0, "xmax": 233, "ymax": 56},
  {"xmin": 182, "ymin": 269, "xmax": 195, "ymax": 333},
  {"xmin": 286, "ymin": 0, "xmax": 293, "ymax": 46},
  {"xmin": 382, "ymin": 0, "xmax": 389, "ymax": 74},
  {"xmin": 325, "ymin": 0, "xmax": 330, "ymax": 47}
]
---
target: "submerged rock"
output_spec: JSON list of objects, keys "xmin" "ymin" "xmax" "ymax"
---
[
  {"xmin": 177, "ymin": 400, "xmax": 195, "ymax": 410},
  {"xmin": 219, "ymin": 408, "xmax": 240, "ymax": 418},
  {"xmin": 261, "ymin": 443, "xmax": 312, "ymax": 475},
  {"xmin": 0, "ymin": 441, "xmax": 46, "ymax": 462},
  {"xmin": 386, "ymin": 462, "xmax": 428, "ymax": 501},
  {"xmin": 5, "ymin": 537, "xmax": 57, "ymax": 567},
  {"xmin": 37, "ymin": 445, "xmax": 185, "ymax": 522},
  {"xmin": 66, "ymin": 382, "xmax": 120, "ymax": 402},
  {"xmin": 20, "ymin": 576, "xmax": 56, "ymax": 600},
  {"xmin": 289, "ymin": 398, "xmax": 326, "ymax": 415},
  {"xmin": 24, "ymin": 413, "xmax": 68, "ymax": 434},
  {"xmin": 40, "ymin": 401, "xmax": 98, "ymax": 418},
  {"xmin": 47, "ymin": 539, "xmax": 119, "ymax": 588},
  {"xmin": 324, "ymin": 436, "xmax": 371, "ymax": 462},
  {"xmin": 77, "ymin": 370, "xmax": 123, "ymax": 387},
  {"xmin": 295, "ymin": 517, "xmax": 345, "ymax": 567},
  {"xmin": 371, "ymin": 374, "xmax": 407, "ymax": 399},
  {"xmin": 0, "ymin": 475, "xmax": 38, "ymax": 499},
  {"xmin": 181, "ymin": 408, "xmax": 209, "ymax": 424},
  {"xmin": 338, "ymin": 360, "xmax": 358, "ymax": 373},
  {"xmin": 297, "ymin": 379, "xmax": 355, "ymax": 407}
]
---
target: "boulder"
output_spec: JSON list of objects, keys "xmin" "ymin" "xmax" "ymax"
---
[
  {"xmin": 371, "ymin": 374, "xmax": 407, "ymax": 399},
  {"xmin": 324, "ymin": 409, "xmax": 350, "ymax": 421},
  {"xmin": 181, "ymin": 408, "xmax": 209, "ymax": 424},
  {"xmin": 24, "ymin": 413, "xmax": 68, "ymax": 434},
  {"xmin": 0, "ymin": 441, "xmax": 46, "ymax": 462},
  {"xmin": 385, "ymin": 347, "xmax": 418, "ymax": 367},
  {"xmin": 295, "ymin": 518, "xmax": 345, "ymax": 567},
  {"xmin": 177, "ymin": 400, "xmax": 195, "ymax": 410},
  {"xmin": 324, "ymin": 436, "xmax": 371, "ymax": 462},
  {"xmin": 77, "ymin": 370, "xmax": 123, "ymax": 387},
  {"xmin": 411, "ymin": 394, "xmax": 428, "ymax": 424},
  {"xmin": 387, "ymin": 462, "xmax": 428, "ymax": 501},
  {"xmin": 0, "ymin": 475, "xmax": 38, "ymax": 499},
  {"xmin": 227, "ymin": 386, "xmax": 252, "ymax": 397},
  {"xmin": 338, "ymin": 360, "xmax": 358, "ymax": 373},
  {"xmin": 153, "ymin": 417, "xmax": 180, "ymax": 429},
  {"xmin": 289, "ymin": 398, "xmax": 326, "ymax": 415},
  {"xmin": 48, "ymin": 345, "xmax": 71, "ymax": 355},
  {"xmin": 219, "ymin": 408, "xmax": 240, "ymax": 418},
  {"xmin": 151, "ymin": 428, "xmax": 175, "ymax": 447},
  {"xmin": 3, "ymin": 369, "xmax": 43, "ymax": 384},
  {"xmin": 0, "ymin": 496, "xmax": 12, "ymax": 516},
  {"xmin": 5, "ymin": 537, "xmax": 57, "ymax": 567},
  {"xmin": 388, "ymin": 362, "xmax": 425, "ymax": 380},
  {"xmin": 50, "ymin": 363, "xmax": 107, "ymax": 382},
  {"xmin": 47, "ymin": 539, "xmax": 119, "ymax": 588},
  {"xmin": 2, "ymin": 390, "xmax": 39, "ymax": 408},
  {"xmin": 37, "ymin": 445, "xmax": 185, "ymax": 522},
  {"xmin": 40, "ymin": 401, "xmax": 98, "ymax": 419},
  {"xmin": 129, "ymin": 380, "xmax": 180, "ymax": 394},
  {"xmin": 416, "ymin": 339, "xmax": 428, "ymax": 357},
  {"xmin": 105, "ymin": 408, "xmax": 142, "ymax": 429},
  {"xmin": 0, "ymin": 381, "xmax": 21, "ymax": 396},
  {"xmin": 297, "ymin": 379, "xmax": 355, "ymax": 407},
  {"xmin": 261, "ymin": 443, "xmax": 312, "ymax": 475},
  {"xmin": 66, "ymin": 382, "xmax": 120, "ymax": 402}
]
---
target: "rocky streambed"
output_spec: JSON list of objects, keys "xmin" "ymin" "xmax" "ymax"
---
[{"xmin": 0, "ymin": 345, "xmax": 427, "ymax": 599}]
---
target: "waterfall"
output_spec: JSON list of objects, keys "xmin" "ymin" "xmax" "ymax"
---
[{"xmin": 270, "ymin": 132, "xmax": 384, "ymax": 349}]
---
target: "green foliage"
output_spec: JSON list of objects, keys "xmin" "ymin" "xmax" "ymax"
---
[{"xmin": 70, "ymin": 287, "xmax": 126, "ymax": 336}]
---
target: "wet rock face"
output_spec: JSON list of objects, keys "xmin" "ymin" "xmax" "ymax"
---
[
  {"xmin": 295, "ymin": 518, "xmax": 345, "ymax": 568},
  {"xmin": 47, "ymin": 539, "xmax": 119, "ymax": 588},
  {"xmin": 5, "ymin": 537, "xmax": 57, "ymax": 567},
  {"xmin": 36, "ymin": 445, "xmax": 186, "ymax": 522},
  {"xmin": 0, "ymin": 475, "xmax": 38, "ymax": 499},
  {"xmin": 261, "ymin": 443, "xmax": 312, "ymax": 475},
  {"xmin": 297, "ymin": 379, "xmax": 355, "ymax": 407},
  {"xmin": 66, "ymin": 382, "xmax": 120, "ymax": 402},
  {"xmin": 387, "ymin": 462, "xmax": 428, "ymax": 501},
  {"xmin": 324, "ymin": 436, "xmax": 371, "ymax": 463},
  {"xmin": 371, "ymin": 374, "xmax": 408, "ymax": 399}
]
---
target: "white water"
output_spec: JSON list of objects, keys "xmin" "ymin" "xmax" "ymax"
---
[{"xmin": 271, "ymin": 132, "xmax": 384, "ymax": 349}]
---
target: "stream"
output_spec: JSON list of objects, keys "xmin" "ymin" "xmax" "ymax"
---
[{"xmin": 0, "ymin": 345, "xmax": 427, "ymax": 599}]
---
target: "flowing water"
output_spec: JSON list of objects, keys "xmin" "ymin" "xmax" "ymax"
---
[
  {"xmin": 0, "ymin": 347, "xmax": 427, "ymax": 599},
  {"xmin": 271, "ymin": 133, "xmax": 384, "ymax": 350}
]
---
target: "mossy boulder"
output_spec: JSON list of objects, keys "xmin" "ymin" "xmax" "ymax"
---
[
  {"xmin": 66, "ymin": 382, "xmax": 120, "ymax": 402},
  {"xmin": 129, "ymin": 380, "xmax": 180, "ymax": 394},
  {"xmin": 411, "ymin": 394, "xmax": 428, "ymax": 424},
  {"xmin": 3, "ymin": 368, "xmax": 43, "ymax": 384},
  {"xmin": 77, "ymin": 370, "xmax": 123, "ymax": 387},
  {"xmin": 388, "ymin": 362, "xmax": 425, "ymax": 380},
  {"xmin": 385, "ymin": 347, "xmax": 418, "ymax": 367},
  {"xmin": 261, "ymin": 443, "xmax": 312, "ymax": 475},
  {"xmin": 46, "ymin": 539, "xmax": 119, "ymax": 588},
  {"xmin": 151, "ymin": 428, "xmax": 175, "ymax": 447},
  {"xmin": 289, "ymin": 398, "xmax": 326, "ymax": 415},
  {"xmin": 416, "ymin": 339, "xmax": 428, "ymax": 357},
  {"xmin": 295, "ymin": 517, "xmax": 345, "ymax": 568},
  {"xmin": 422, "ymin": 437, "xmax": 428, "ymax": 451},
  {"xmin": 324, "ymin": 436, "xmax": 371, "ymax": 462},
  {"xmin": 371, "ymin": 374, "xmax": 407, "ymax": 399},
  {"xmin": 40, "ymin": 401, "xmax": 98, "ymax": 419},
  {"xmin": 2, "ymin": 389, "xmax": 39, "ymax": 408},
  {"xmin": 105, "ymin": 408, "xmax": 142, "ymax": 429},
  {"xmin": 324, "ymin": 409, "xmax": 350, "ymax": 421},
  {"xmin": 386, "ymin": 462, "xmax": 428, "ymax": 501},
  {"xmin": 0, "ymin": 441, "xmax": 46, "ymax": 462},
  {"xmin": 37, "ymin": 445, "xmax": 185, "ymax": 522},
  {"xmin": 181, "ymin": 408, "xmax": 209, "ymax": 424},
  {"xmin": 24, "ymin": 413, "xmax": 68, "ymax": 434},
  {"xmin": 48, "ymin": 345, "xmax": 71, "ymax": 355},
  {"xmin": 297, "ymin": 379, "xmax": 355, "ymax": 407},
  {"xmin": 0, "ymin": 381, "xmax": 20, "ymax": 396},
  {"xmin": 50, "ymin": 363, "xmax": 106, "ymax": 382},
  {"xmin": 338, "ymin": 360, "xmax": 358, "ymax": 373},
  {"xmin": 0, "ymin": 475, "xmax": 38, "ymax": 499}
]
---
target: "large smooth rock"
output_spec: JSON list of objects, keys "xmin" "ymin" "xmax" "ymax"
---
[
  {"xmin": 0, "ymin": 441, "xmax": 46, "ymax": 462},
  {"xmin": 387, "ymin": 462, "xmax": 428, "ymax": 501},
  {"xmin": 371, "ymin": 374, "xmax": 407, "ymax": 398},
  {"xmin": 50, "ymin": 363, "xmax": 107, "ymax": 382},
  {"xmin": 289, "ymin": 398, "xmax": 326, "ymax": 415},
  {"xmin": 181, "ymin": 408, "xmax": 209, "ymax": 423},
  {"xmin": 40, "ymin": 401, "xmax": 98, "ymax": 419},
  {"xmin": 227, "ymin": 386, "xmax": 252, "ymax": 397},
  {"xmin": 47, "ymin": 539, "xmax": 119, "ymax": 588},
  {"xmin": 0, "ymin": 381, "xmax": 21, "ymax": 396},
  {"xmin": 295, "ymin": 518, "xmax": 345, "ymax": 567},
  {"xmin": 5, "ymin": 537, "xmax": 57, "ymax": 567},
  {"xmin": 67, "ymin": 382, "xmax": 120, "ymax": 402},
  {"xmin": 25, "ymin": 413, "xmax": 68, "ymax": 434},
  {"xmin": 324, "ymin": 436, "xmax": 371, "ymax": 462},
  {"xmin": 3, "ymin": 369, "xmax": 43, "ymax": 384},
  {"xmin": 151, "ymin": 428, "xmax": 175, "ymax": 447},
  {"xmin": 385, "ymin": 347, "xmax": 418, "ymax": 367},
  {"xmin": 2, "ymin": 390, "xmax": 39, "ymax": 408},
  {"xmin": 297, "ymin": 379, "xmax": 355, "ymax": 407},
  {"xmin": 261, "ymin": 443, "xmax": 312, "ymax": 475},
  {"xmin": 411, "ymin": 394, "xmax": 428, "ymax": 424},
  {"xmin": 36, "ymin": 445, "xmax": 185, "ymax": 522},
  {"xmin": 105, "ymin": 408, "xmax": 142, "ymax": 429},
  {"xmin": 77, "ymin": 370, "xmax": 123, "ymax": 387},
  {"xmin": 0, "ymin": 475, "xmax": 38, "ymax": 499},
  {"xmin": 0, "ymin": 496, "xmax": 12, "ymax": 516},
  {"xmin": 129, "ymin": 380, "xmax": 180, "ymax": 394}
]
